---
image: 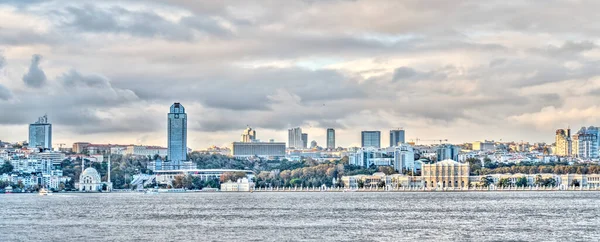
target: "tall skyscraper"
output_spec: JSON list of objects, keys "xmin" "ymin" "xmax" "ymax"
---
[
  {"xmin": 168, "ymin": 103, "xmax": 187, "ymax": 167},
  {"xmin": 361, "ymin": 131, "xmax": 381, "ymax": 148},
  {"xmin": 555, "ymin": 128, "xmax": 572, "ymax": 157},
  {"xmin": 288, "ymin": 127, "xmax": 303, "ymax": 149},
  {"xmin": 29, "ymin": 115, "xmax": 52, "ymax": 150},
  {"xmin": 302, "ymin": 133, "xmax": 308, "ymax": 149},
  {"xmin": 241, "ymin": 127, "xmax": 256, "ymax": 142},
  {"xmin": 326, "ymin": 128, "xmax": 335, "ymax": 149},
  {"xmin": 389, "ymin": 129, "xmax": 405, "ymax": 147}
]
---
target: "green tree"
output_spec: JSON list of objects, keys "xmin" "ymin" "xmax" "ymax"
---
[
  {"xmin": 480, "ymin": 176, "xmax": 492, "ymax": 187},
  {"xmin": 515, "ymin": 177, "xmax": 528, "ymax": 187},
  {"xmin": 0, "ymin": 161, "xmax": 14, "ymax": 174},
  {"xmin": 497, "ymin": 178, "xmax": 511, "ymax": 187},
  {"xmin": 290, "ymin": 178, "xmax": 303, "ymax": 187}
]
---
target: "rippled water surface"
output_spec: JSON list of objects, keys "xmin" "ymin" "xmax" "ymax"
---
[{"xmin": 1, "ymin": 192, "xmax": 599, "ymax": 241}]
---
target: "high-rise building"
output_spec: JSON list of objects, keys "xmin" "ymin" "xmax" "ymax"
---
[
  {"xmin": 302, "ymin": 133, "xmax": 308, "ymax": 149},
  {"xmin": 555, "ymin": 129, "xmax": 572, "ymax": 157},
  {"xmin": 29, "ymin": 115, "xmax": 52, "ymax": 150},
  {"xmin": 573, "ymin": 127, "xmax": 599, "ymax": 159},
  {"xmin": 436, "ymin": 144, "xmax": 460, "ymax": 161},
  {"xmin": 241, "ymin": 127, "xmax": 256, "ymax": 142},
  {"xmin": 390, "ymin": 144, "xmax": 416, "ymax": 172},
  {"xmin": 389, "ymin": 129, "xmax": 405, "ymax": 147},
  {"xmin": 361, "ymin": 131, "xmax": 381, "ymax": 148},
  {"xmin": 168, "ymin": 103, "xmax": 187, "ymax": 167},
  {"xmin": 288, "ymin": 127, "xmax": 303, "ymax": 149},
  {"xmin": 326, "ymin": 128, "xmax": 335, "ymax": 149}
]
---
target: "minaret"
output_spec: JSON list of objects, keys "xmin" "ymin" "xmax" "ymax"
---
[
  {"xmin": 81, "ymin": 156, "xmax": 84, "ymax": 174},
  {"xmin": 107, "ymin": 152, "xmax": 111, "ymax": 183}
]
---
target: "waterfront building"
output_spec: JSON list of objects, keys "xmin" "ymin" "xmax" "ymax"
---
[
  {"xmin": 389, "ymin": 129, "xmax": 405, "ymax": 147},
  {"xmin": 555, "ymin": 128, "xmax": 572, "ymax": 157},
  {"xmin": 78, "ymin": 167, "xmax": 102, "ymax": 192},
  {"xmin": 288, "ymin": 127, "xmax": 303, "ymax": 149},
  {"xmin": 153, "ymin": 169, "xmax": 255, "ymax": 185},
  {"xmin": 231, "ymin": 141, "xmax": 286, "ymax": 158},
  {"xmin": 326, "ymin": 128, "xmax": 335, "ymax": 149},
  {"xmin": 168, "ymin": 102, "xmax": 188, "ymax": 168},
  {"xmin": 28, "ymin": 115, "xmax": 52, "ymax": 150},
  {"xmin": 361, "ymin": 131, "xmax": 381, "ymax": 148},
  {"xmin": 422, "ymin": 159, "xmax": 469, "ymax": 188},
  {"xmin": 436, "ymin": 144, "xmax": 460, "ymax": 161},
  {"xmin": 220, "ymin": 178, "xmax": 254, "ymax": 192},
  {"xmin": 572, "ymin": 127, "xmax": 599, "ymax": 159},
  {"xmin": 302, "ymin": 133, "xmax": 308, "ymax": 149},
  {"xmin": 472, "ymin": 141, "xmax": 495, "ymax": 151},
  {"xmin": 241, "ymin": 127, "xmax": 256, "ymax": 142}
]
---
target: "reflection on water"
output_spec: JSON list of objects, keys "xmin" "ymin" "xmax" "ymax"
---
[{"xmin": 1, "ymin": 192, "xmax": 599, "ymax": 241}]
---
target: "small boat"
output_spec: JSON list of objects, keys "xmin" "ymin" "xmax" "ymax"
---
[
  {"xmin": 4, "ymin": 186, "xmax": 13, "ymax": 194},
  {"xmin": 145, "ymin": 189, "xmax": 159, "ymax": 194},
  {"xmin": 39, "ymin": 188, "xmax": 52, "ymax": 196}
]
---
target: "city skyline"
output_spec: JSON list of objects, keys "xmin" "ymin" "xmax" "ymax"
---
[{"xmin": 2, "ymin": 1, "xmax": 600, "ymax": 149}]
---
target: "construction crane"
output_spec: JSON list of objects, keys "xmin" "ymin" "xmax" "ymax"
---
[
  {"xmin": 410, "ymin": 138, "xmax": 448, "ymax": 145},
  {"xmin": 55, "ymin": 143, "xmax": 66, "ymax": 149}
]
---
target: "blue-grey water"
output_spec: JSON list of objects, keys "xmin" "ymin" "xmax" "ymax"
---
[{"xmin": 1, "ymin": 192, "xmax": 599, "ymax": 241}]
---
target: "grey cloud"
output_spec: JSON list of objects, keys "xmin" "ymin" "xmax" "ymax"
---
[
  {"xmin": 532, "ymin": 41, "xmax": 598, "ymax": 58},
  {"xmin": 0, "ymin": 53, "xmax": 5, "ymax": 69},
  {"xmin": 393, "ymin": 67, "xmax": 417, "ymax": 80},
  {"xmin": 22, "ymin": 54, "xmax": 47, "ymax": 88},
  {"xmin": 115, "ymin": 66, "xmax": 365, "ymax": 111},
  {"xmin": 0, "ymin": 84, "xmax": 11, "ymax": 101},
  {"xmin": 59, "ymin": 4, "xmax": 231, "ymax": 40},
  {"xmin": 58, "ymin": 70, "xmax": 139, "ymax": 104}
]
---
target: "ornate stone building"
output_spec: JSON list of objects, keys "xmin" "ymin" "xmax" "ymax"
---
[{"xmin": 422, "ymin": 159, "xmax": 470, "ymax": 188}]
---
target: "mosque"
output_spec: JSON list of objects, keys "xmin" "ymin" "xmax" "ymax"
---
[{"xmin": 77, "ymin": 156, "xmax": 113, "ymax": 192}]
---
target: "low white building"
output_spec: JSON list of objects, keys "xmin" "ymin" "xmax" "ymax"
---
[{"xmin": 221, "ymin": 178, "xmax": 254, "ymax": 192}]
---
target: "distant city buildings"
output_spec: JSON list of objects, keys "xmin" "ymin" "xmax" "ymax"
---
[
  {"xmin": 573, "ymin": 127, "xmax": 599, "ymax": 159},
  {"xmin": 288, "ymin": 127, "xmax": 303, "ymax": 149},
  {"xmin": 472, "ymin": 140, "xmax": 495, "ymax": 151},
  {"xmin": 361, "ymin": 131, "xmax": 381, "ymax": 148},
  {"xmin": 28, "ymin": 115, "xmax": 52, "ymax": 150},
  {"xmin": 326, "ymin": 128, "xmax": 335, "ymax": 149},
  {"xmin": 168, "ymin": 103, "xmax": 188, "ymax": 168},
  {"xmin": 555, "ymin": 128, "xmax": 572, "ymax": 157},
  {"xmin": 389, "ymin": 129, "xmax": 405, "ymax": 147},
  {"xmin": 241, "ymin": 127, "xmax": 256, "ymax": 142},
  {"xmin": 390, "ymin": 144, "xmax": 417, "ymax": 172},
  {"xmin": 436, "ymin": 144, "xmax": 460, "ymax": 161},
  {"xmin": 302, "ymin": 133, "xmax": 308, "ymax": 149},
  {"xmin": 348, "ymin": 147, "xmax": 393, "ymax": 167},
  {"xmin": 231, "ymin": 141, "xmax": 286, "ymax": 158}
]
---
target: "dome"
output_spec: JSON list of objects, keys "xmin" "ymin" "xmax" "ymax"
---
[
  {"xmin": 80, "ymin": 167, "xmax": 101, "ymax": 184},
  {"xmin": 82, "ymin": 167, "xmax": 100, "ymax": 177}
]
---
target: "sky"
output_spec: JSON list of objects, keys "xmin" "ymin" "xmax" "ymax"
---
[{"xmin": 1, "ymin": 0, "xmax": 600, "ymax": 149}]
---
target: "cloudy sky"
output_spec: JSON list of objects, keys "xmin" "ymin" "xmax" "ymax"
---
[{"xmin": 1, "ymin": 0, "xmax": 600, "ymax": 149}]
